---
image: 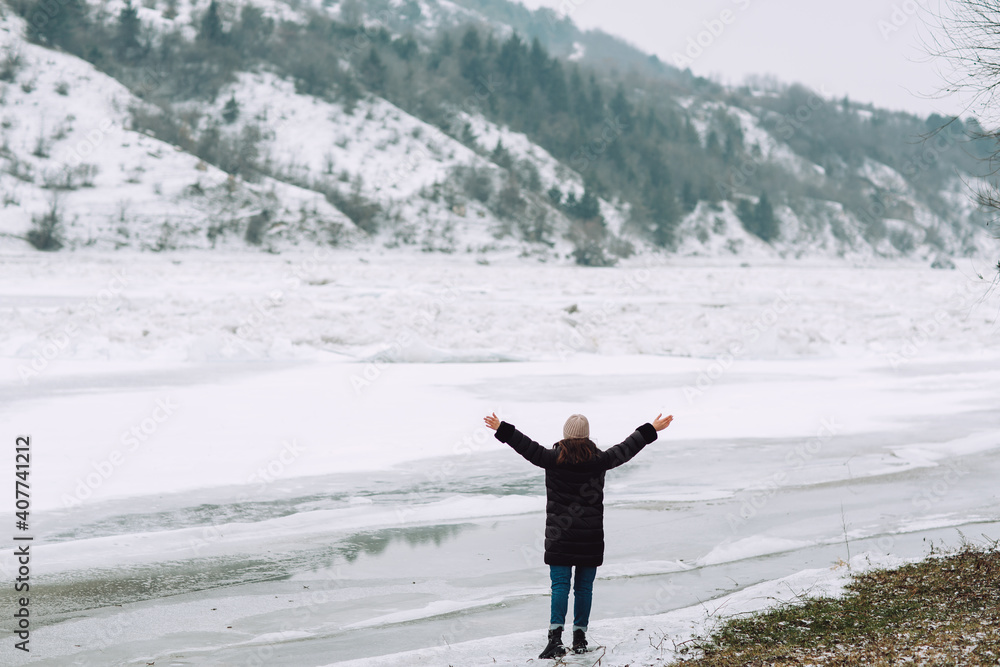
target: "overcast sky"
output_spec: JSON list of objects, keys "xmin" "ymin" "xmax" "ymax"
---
[{"xmin": 518, "ymin": 0, "xmax": 971, "ymax": 119}]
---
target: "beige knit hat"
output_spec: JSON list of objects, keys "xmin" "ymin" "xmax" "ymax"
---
[{"xmin": 563, "ymin": 414, "xmax": 590, "ymax": 440}]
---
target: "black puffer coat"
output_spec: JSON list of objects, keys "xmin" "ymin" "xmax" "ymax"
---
[{"xmin": 495, "ymin": 421, "xmax": 657, "ymax": 567}]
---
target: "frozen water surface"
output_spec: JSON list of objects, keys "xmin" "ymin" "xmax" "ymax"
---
[{"xmin": 0, "ymin": 252, "xmax": 998, "ymax": 666}]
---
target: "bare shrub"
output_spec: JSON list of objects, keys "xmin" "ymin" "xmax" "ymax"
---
[
  {"xmin": 244, "ymin": 208, "xmax": 270, "ymax": 245},
  {"xmin": 0, "ymin": 50, "xmax": 22, "ymax": 83},
  {"xmin": 27, "ymin": 198, "xmax": 64, "ymax": 250}
]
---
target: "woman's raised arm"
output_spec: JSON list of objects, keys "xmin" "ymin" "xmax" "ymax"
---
[
  {"xmin": 485, "ymin": 413, "xmax": 558, "ymax": 469},
  {"xmin": 598, "ymin": 413, "xmax": 673, "ymax": 470}
]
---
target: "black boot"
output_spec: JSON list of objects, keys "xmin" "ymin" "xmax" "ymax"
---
[
  {"xmin": 539, "ymin": 627, "xmax": 567, "ymax": 659},
  {"xmin": 572, "ymin": 628, "xmax": 588, "ymax": 654}
]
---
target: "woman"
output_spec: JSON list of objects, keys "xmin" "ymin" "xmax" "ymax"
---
[{"xmin": 483, "ymin": 411, "xmax": 674, "ymax": 658}]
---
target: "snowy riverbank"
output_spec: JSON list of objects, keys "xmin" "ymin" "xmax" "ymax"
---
[{"xmin": 330, "ymin": 552, "xmax": 907, "ymax": 667}]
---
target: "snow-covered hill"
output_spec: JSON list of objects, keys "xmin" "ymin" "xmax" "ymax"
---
[
  {"xmin": 0, "ymin": 0, "xmax": 994, "ymax": 263},
  {"xmin": 0, "ymin": 9, "xmax": 363, "ymax": 250},
  {"xmin": 0, "ymin": 2, "xmax": 616, "ymax": 256}
]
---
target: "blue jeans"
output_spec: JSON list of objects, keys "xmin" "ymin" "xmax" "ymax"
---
[{"xmin": 549, "ymin": 565, "xmax": 597, "ymax": 632}]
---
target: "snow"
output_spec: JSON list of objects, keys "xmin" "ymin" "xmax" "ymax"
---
[
  {"xmin": 699, "ymin": 536, "xmax": 815, "ymax": 566},
  {"xmin": 2, "ymin": 251, "xmax": 1000, "ymax": 666},
  {"xmin": 1, "ymin": 6, "xmax": 989, "ymax": 259},
  {"xmin": 1, "ymin": 3, "xmax": 999, "ymax": 663},
  {"xmin": 456, "ymin": 109, "xmax": 586, "ymax": 200},
  {"xmin": 2, "ymin": 250, "xmax": 996, "ymax": 369},
  {"xmin": 729, "ymin": 105, "xmax": 818, "ymax": 178},
  {"xmin": 212, "ymin": 71, "xmax": 480, "ymax": 203},
  {"xmin": 322, "ymin": 552, "xmax": 905, "ymax": 667},
  {"xmin": 0, "ymin": 12, "xmax": 354, "ymax": 250},
  {"xmin": 859, "ymin": 157, "xmax": 911, "ymax": 194},
  {"xmin": 1, "ymin": 5, "xmax": 584, "ymax": 255}
]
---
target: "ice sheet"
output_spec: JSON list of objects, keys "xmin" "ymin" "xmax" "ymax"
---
[{"xmin": 2, "ymin": 254, "xmax": 999, "ymax": 666}]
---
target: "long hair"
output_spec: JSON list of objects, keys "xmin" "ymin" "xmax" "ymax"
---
[{"xmin": 556, "ymin": 437, "xmax": 597, "ymax": 465}]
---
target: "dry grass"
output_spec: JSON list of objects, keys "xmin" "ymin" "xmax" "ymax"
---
[{"xmin": 671, "ymin": 541, "xmax": 1000, "ymax": 666}]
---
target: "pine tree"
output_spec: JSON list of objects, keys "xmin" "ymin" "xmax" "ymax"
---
[
  {"xmin": 115, "ymin": 0, "xmax": 142, "ymax": 61},
  {"xmin": 429, "ymin": 33, "xmax": 451, "ymax": 70},
  {"xmin": 459, "ymin": 28, "xmax": 485, "ymax": 85},
  {"xmin": 544, "ymin": 60, "xmax": 569, "ymax": 113},
  {"xmin": 564, "ymin": 191, "xmax": 577, "ymax": 211},
  {"xmin": 401, "ymin": 0, "xmax": 422, "ymax": 22},
  {"xmin": 737, "ymin": 199, "xmax": 755, "ymax": 230},
  {"xmin": 460, "ymin": 122, "xmax": 477, "ymax": 147},
  {"xmin": 491, "ymin": 140, "xmax": 512, "ymax": 170},
  {"xmin": 495, "ymin": 176, "xmax": 525, "ymax": 219},
  {"xmin": 27, "ymin": 0, "xmax": 88, "ymax": 54},
  {"xmin": 234, "ymin": 5, "xmax": 273, "ymax": 59},
  {"xmin": 586, "ymin": 74, "xmax": 604, "ymax": 125},
  {"xmin": 682, "ymin": 118, "xmax": 701, "ymax": 145},
  {"xmin": 498, "ymin": 33, "xmax": 523, "ymax": 80},
  {"xmin": 706, "ymin": 131, "xmax": 722, "ymax": 157},
  {"xmin": 567, "ymin": 188, "xmax": 601, "ymax": 220},
  {"xmin": 753, "ymin": 192, "xmax": 778, "ymax": 241},
  {"xmin": 681, "ymin": 181, "xmax": 698, "ymax": 213},
  {"xmin": 440, "ymin": 32, "xmax": 454, "ymax": 56},
  {"xmin": 528, "ymin": 38, "xmax": 548, "ymax": 85},
  {"xmin": 222, "ymin": 94, "xmax": 240, "ymax": 124},
  {"xmin": 392, "ymin": 35, "xmax": 418, "ymax": 61},
  {"xmin": 520, "ymin": 159, "xmax": 542, "ymax": 192},
  {"xmin": 609, "ymin": 84, "xmax": 632, "ymax": 130},
  {"xmin": 361, "ymin": 47, "xmax": 387, "ymax": 92},
  {"xmin": 737, "ymin": 192, "xmax": 778, "ymax": 242},
  {"xmin": 648, "ymin": 189, "xmax": 679, "ymax": 247},
  {"xmin": 569, "ymin": 68, "xmax": 587, "ymax": 118},
  {"xmin": 199, "ymin": 1, "xmax": 225, "ymax": 45},
  {"xmin": 460, "ymin": 28, "xmax": 481, "ymax": 53}
]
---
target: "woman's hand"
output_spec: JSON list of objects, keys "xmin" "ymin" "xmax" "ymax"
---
[
  {"xmin": 483, "ymin": 412, "xmax": 501, "ymax": 431},
  {"xmin": 652, "ymin": 413, "xmax": 673, "ymax": 431}
]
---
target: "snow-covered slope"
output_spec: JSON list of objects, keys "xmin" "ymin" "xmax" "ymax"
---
[
  {"xmin": 0, "ymin": 10, "xmax": 362, "ymax": 250},
  {"xmin": 200, "ymin": 70, "xmax": 595, "ymax": 256},
  {"xmin": 0, "ymin": 3, "xmax": 625, "ymax": 256},
  {"xmin": 0, "ymin": 0, "xmax": 994, "ymax": 262},
  {"xmin": 675, "ymin": 96, "xmax": 990, "ymax": 261}
]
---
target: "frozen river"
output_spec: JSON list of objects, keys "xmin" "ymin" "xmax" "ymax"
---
[{"xmin": 0, "ymin": 252, "xmax": 998, "ymax": 666}]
